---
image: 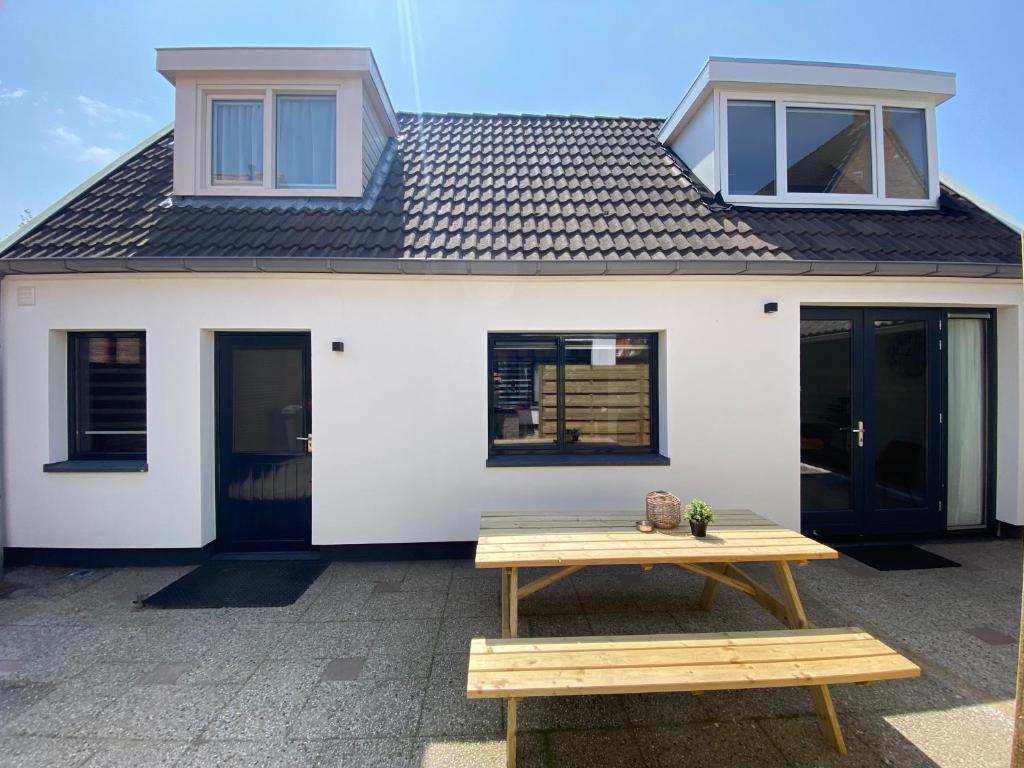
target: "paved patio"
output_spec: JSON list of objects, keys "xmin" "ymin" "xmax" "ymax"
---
[{"xmin": 0, "ymin": 537, "xmax": 1019, "ymax": 767}]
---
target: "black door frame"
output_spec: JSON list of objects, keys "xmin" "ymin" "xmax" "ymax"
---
[
  {"xmin": 801, "ymin": 307, "xmax": 954, "ymax": 538},
  {"xmin": 214, "ymin": 332, "xmax": 313, "ymax": 552}
]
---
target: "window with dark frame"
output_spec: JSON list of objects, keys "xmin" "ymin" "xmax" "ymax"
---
[
  {"xmin": 489, "ymin": 333, "xmax": 657, "ymax": 456},
  {"xmin": 69, "ymin": 331, "xmax": 147, "ymax": 460}
]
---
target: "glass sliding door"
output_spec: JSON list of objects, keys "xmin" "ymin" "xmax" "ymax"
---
[{"xmin": 946, "ymin": 315, "xmax": 990, "ymax": 528}]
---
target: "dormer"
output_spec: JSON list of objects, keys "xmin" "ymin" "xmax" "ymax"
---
[
  {"xmin": 156, "ymin": 47, "xmax": 399, "ymax": 199},
  {"xmin": 658, "ymin": 58, "xmax": 955, "ymax": 210}
]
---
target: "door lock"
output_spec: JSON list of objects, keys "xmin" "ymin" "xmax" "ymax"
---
[
  {"xmin": 296, "ymin": 434, "xmax": 313, "ymax": 453},
  {"xmin": 851, "ymin": 420, "xmax": 865, "ymax": 448}
]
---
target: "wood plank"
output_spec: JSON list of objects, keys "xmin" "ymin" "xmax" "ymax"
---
[
  {"xmin": 478, "ymin": 537, "xmax": 822, "ymax": 553},
  {"xmin": 478, "ymin": 529, "xmax": 808, "ymax": 545},
  {"xmin": 517, "ymin": 565, "xmax": 585, "ymax": 599},
  {"xmin": 470, "ymin": 639, "xmax": 896, "ymax": 673},
  {"xmin": 676, "ymin": 562, "xmax": 756, "ymax": 596},
  {"xmin": 475, "ymin": 546, "xmax": 837, "ymax": 568},
  {"xmin": 467, "ymin": 654, "xmax": 920, "ymax": 699},
  {"xmin": 470, "ymin": 628, "xmax": 875, "ymax": 655}
]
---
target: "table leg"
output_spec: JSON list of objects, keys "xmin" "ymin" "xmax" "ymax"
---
[
  {"xmin": 772, "ymin": 560, "xmax": 847, "ymax": 755},
  {"xmin": 506, "ymin": 697, "xmax": 518, "ymax": 768},
  {"xmin": 501, "ymin": 568, "xmax": 510, "ymax": 638},
  {"xmin": 698, "ymin": 563, "xmax": 726, "ymax": 610},
  {"xmin": 508, "ymin": 567, "xmax": 519, "ymax": 638}
]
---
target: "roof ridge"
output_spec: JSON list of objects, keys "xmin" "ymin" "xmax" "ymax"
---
[{"xmin": 396, "ymin": 111, "xmax": 664, "ymax": 122}]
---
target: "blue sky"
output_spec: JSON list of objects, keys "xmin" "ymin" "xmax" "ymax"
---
[{"xmin": 1, "ymin": 0, "xmax": 1022, "ymax": 237}]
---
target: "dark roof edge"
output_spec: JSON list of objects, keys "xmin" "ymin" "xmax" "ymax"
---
[
  {"xmin": 0, "ymin": 257, "xmax": 1018, "ymax": 279},
  {"xmin": 0, "ymin": 124, "xmax": 175, "ymax": 259}
]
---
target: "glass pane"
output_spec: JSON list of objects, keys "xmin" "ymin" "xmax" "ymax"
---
[
  {"xmin": 873, "ymin": 320, "xmax": 927, "ymax": 509},
  {"xmin": 491, "ymin": 338, "xmax": 557, "ymax": 448},
  {"xmin": 276, "ymin": 95, "xmax": 337, "ymax": 189},
  {"xmin": 786, "ymin": 107, "xmax": 873, "ymax": 194},
  {"xmin": 800, "ymin": 320, "xmax": 854, "ymax": 512},
  {"xmin": 563, "ymin": 335, "xmax": 651, "ymax": 448},
  {"xmin": 947, "ymin": 318, "xmax": 987, "ymax": 527},
  {"xmin": 74, "ymin": 332, "xmax": 146, "ymax": 455},
  {"xmin": 883, "ymin": 107, "xmax": 928, "ymax": 199},
  {"xmin": 212, "ymin": 100, "xmax": 264, "ymax": 185},
  {"xmin": 727, "ymin": 100, "xmax": 776, "ymax": 195},
  {"xmin": 232, "ymin": 348, "xmax": 305, "ymax": 453}
]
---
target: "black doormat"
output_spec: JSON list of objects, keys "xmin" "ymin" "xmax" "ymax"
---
[
  {"xmin": 837, "ymin": 544, "xmax": 961, "ymax": 571},
  {"xmin": 142, "ymin": 560, "xmax": 327, "ymax": 608}
]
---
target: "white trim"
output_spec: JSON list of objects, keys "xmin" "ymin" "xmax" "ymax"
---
[
  {"xmin": 659, "ymin": 56, "xmax": 955, "ymax": 146},
  {"xmin": 940, "ymin": 173, "xmax": 1024, "ymax": 234},
  {"xmin": 0, "ymin": 123, "xmax": 174, "ymax": 257}
]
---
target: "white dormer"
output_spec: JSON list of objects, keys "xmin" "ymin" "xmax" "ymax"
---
[
  {"xmin": 658, "ymin": 57, "xmax": 955, "ymax": 210},
  {"xmin": 157, "ymin": 47, "xmax": 399, "ymax": 198}
]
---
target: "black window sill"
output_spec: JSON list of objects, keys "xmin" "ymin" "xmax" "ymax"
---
[
  {"xmin": 43, "ymin": 460, "xmax": 149, "ymax": 473},
  {"xmin": 486, "ymin": 454, "xmax": 670, "ymax": 468}
]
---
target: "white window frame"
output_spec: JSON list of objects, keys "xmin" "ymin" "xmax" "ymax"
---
[
  {"xmin": 717, "ymin": 89, "xmax": 939, "ymax": 209},
  {"xmin": 198, "ymin": 84, "xmax": 343, "ymax": 197}
]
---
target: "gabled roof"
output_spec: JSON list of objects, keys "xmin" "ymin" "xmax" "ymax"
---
[{"xmin": 1, "ymin": 113, "xmax": 1019, "ymax": 277}]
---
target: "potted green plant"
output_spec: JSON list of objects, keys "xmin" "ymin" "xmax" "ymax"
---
[{"xmin": 684, "ymin": 499, "xmax": 714, "ymax": 538}]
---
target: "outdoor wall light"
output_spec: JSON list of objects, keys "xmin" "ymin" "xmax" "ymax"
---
[
  {"xmin": 764, "ymin": 302, "xmax": 779, "ymax": 314},
  {"xmin": 332, "ymin": 341, "xmax": 345, "ymax": 352}
]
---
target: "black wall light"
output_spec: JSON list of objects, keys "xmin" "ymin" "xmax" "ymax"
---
[
  {"xmin": 332, "ymin": 341, "xmax": 345, "ymax": 352},
  {"xmin": 763, "ymin": 302, "xmax": 779, "ymax": 314}
]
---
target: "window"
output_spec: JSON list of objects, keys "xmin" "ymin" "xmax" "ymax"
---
[
  {"xmin": 727, "ymin": 100, "xmax": 776, "ymax": 195},
  {"xmin": 723, "ymin": 97, "xmax": 934, "ymax": 205},
  {"xmin": 276, "ymin": 95, "xmax": 337, "ymax": 189},
  {"xmin": 883, "ymin": 107, "xmax": 928, "ymax": 199},
  {"xmin": 69, "ymin": 332, "xmax": 146, "ymax": 459},
  {"xmin": 204, "ymin": 91, "xmax": 341, "ymax": 194},
  {"xmin": 786, "ymin": 107, "xmax": 872, "ymax": 194},
  {"xmin": 212, "ymin": 100, "xmax": 264, "ymax": 186},
  {"xmin": 489, "ymin": 333, "xmax": 657, "ymax": 456}
]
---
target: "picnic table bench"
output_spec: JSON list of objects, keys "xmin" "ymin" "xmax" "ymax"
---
[{"xmin": 469, "ymin": 510, "xmax": 921, "ymax": 766}]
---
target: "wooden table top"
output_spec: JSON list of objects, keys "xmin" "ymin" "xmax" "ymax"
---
[{"xmin": 475, "ymin": 509, "xmax": 837, "ymax": 569}]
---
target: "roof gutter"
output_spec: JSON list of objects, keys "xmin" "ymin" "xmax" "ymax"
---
[{"xmin": 0, "ymin": 257, "xmax": 1018, "ymax": 279}]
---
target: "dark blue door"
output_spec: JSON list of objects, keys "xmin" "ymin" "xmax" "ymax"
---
[
  {"xmin": 216, "ymin": 333, "xmax": 312, "ymax": 551},
  {"xmin": 800, "ymin": 309, "xmax": 943, "ymax": 538}
]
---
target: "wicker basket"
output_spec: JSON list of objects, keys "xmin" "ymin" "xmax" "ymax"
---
[{"xmin": 646, "ymin": 491, "xmax": 681, "ymax": 530}]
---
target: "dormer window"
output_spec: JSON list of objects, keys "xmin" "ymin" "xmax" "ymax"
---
[
  {"xmin": 157, "ymin": 48, "xmax": 400, "ymax": 199},
  {"xmin": 722, "ymin": 97, "xmax": 932, "ymax": 205},
  {"xmin": 660, "ymin": 58, "xmax": 951, "ymax": 210}
]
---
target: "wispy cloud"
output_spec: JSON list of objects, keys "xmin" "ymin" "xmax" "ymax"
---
[
  {"xmin": 47, "ymin": 125, "xmax": 118, "ymax": 164},
  {"xmin": 77, "ymin": 95, "xmax": 150, "ymax": 123},
  {"xmin": 0, "ymin": 81, "xmax": 29, "ymax": 104}
]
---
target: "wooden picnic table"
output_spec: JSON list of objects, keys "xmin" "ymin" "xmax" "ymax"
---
[
  {"xmin": 477, "ymin": 509, "xmax": 837, "ymax": 640},
  {"xmin": 473, "ymin": 509, "xmax": 870, "ymax": 759}
]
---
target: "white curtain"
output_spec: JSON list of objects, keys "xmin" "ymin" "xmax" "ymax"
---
[
  {"xmin": 276, "ymin": 96, "xmax": 336, "ymax": 188},
  {"xmin": 947, "ymin": 318, "xmax": 986, "ymax": 527},
  {"xmin": 212, "ymin": 101, "xmax": 263, "ymax": 184}
]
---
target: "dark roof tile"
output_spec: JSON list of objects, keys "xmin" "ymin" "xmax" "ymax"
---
[{"xmin": 1, "ymin": 114, "xmax": 1018, "ymax": 265}]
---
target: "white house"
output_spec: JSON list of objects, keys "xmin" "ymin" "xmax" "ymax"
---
[{"xmin": 0, "ymin": 48, "xmax": 1020, "ymax": 564}]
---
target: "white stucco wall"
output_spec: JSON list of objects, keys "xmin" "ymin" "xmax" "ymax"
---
[{"xmin": 1, "ymin": 273, "xmax": 1021, "ymax": 549}]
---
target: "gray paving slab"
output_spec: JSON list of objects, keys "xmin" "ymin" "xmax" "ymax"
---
[{"xmin": 0, "ymin": 541, "xmax": 1018, "ymax": 768}]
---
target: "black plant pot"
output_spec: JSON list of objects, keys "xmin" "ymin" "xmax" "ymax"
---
[{"xmin": 689, "ymin": 520, "xmax": 708, "ymax": 538}]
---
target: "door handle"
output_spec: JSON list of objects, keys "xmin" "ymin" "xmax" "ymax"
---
[
  {"xmin": 296, "ymin": 434, "xmax": 312, "ymax": 453},
  {"xmin": 840, "ymin": 421, "xmax": 865, "ymax": 447}
]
